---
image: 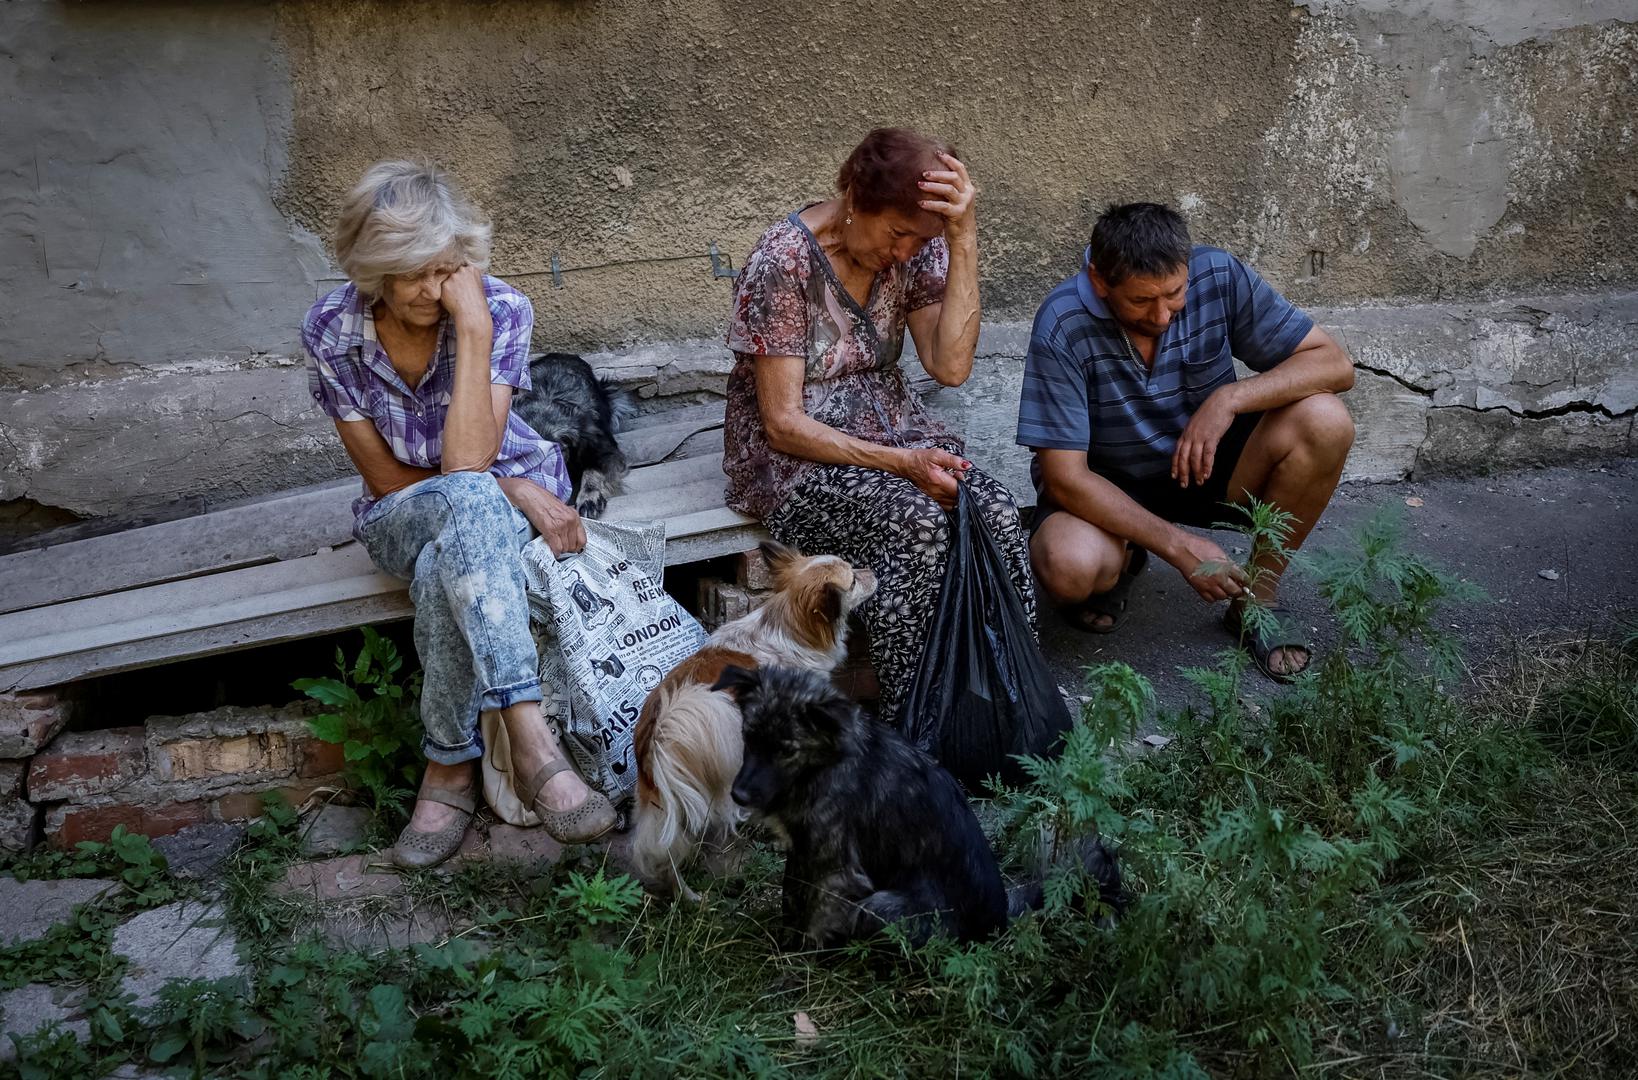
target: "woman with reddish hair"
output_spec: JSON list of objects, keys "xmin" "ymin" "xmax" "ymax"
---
[{"xmin": 722, "ymin": 128, "xmax": 1037, "ymax": 728}]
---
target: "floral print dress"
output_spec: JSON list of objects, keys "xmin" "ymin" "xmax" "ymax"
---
[{"xmin": 721, "ymin": 210, "xmax": 1038, "ymax": 727}]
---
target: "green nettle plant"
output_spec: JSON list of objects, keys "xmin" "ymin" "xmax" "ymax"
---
[
  {"xmin": 293, "ymin": 627, "xmax": 424, "ymax": 823},
  {"xmin": 989, "ymin": 502, "xmax": 1485, "ymax": 1071}
]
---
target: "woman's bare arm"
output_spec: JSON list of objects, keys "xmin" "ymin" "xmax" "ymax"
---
[
  {"xmin": 437, "ymin": 265, "xmax": 505, "ymax": 472},
  {"xmin": 335, "ymin": 420, "xmax": 436, "ymax": 499},
  {"xmin": 754, "ymin": 355, "xmax": 968, "ymax": 507},
  {"xmin": 905, "ymin": 153, "xmax": 980, "ymax": 387}
]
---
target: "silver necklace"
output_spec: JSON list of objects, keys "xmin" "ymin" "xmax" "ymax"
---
[{"xmin": 1116, "ymin": 325, "xmax": 1146, "ymax": 369}]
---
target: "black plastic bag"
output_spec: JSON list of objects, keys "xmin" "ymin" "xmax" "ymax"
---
[{"xmin": 900, "ymin": 482, "xmax": 1073, "ymax": 789}]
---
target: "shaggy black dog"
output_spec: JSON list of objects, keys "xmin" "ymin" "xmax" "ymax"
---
[
  {"xmin": 714, "ymin": 664, "xmax": 1010, "ymax": 947},
  {"xmin": 511, "ymin": 352, "xmax": 635, "ymax": 518}
]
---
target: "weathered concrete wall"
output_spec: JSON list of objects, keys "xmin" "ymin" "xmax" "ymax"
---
[
  {"xmin": 1, "ymin": 0, "xmax": 1634, "ymax": 533},
  {"xmin": 0, "ymin": 2, "xmax": 328, "ymax": 380},
  {"xmin": 927, "ymin": 293, "xmax": 1638, "ymax": 501},
  {"xmin": 13, "ymin": 294, "xmax": 1625, "ymax": 525}
]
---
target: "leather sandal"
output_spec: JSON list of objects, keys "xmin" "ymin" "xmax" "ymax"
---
[
  {"xmin": 391, "ymin": 777, "xmax": 478, "ymax": 870},
  {"xmin": 519, "ymin": 756, "xmax": 617, "ymax": 844},
  {"xmin": 1063, "ymin": 546, "xmax": 1148, "ymax": 634},
  {"xmin": 1223, "ymin": 602, "xmax": 1313, "ymax": 684}
]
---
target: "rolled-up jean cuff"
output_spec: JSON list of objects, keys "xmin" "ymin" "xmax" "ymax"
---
[
  {"xmin": 422, "ymin": 734, "xmax": 483, "ymax": 767},
  {"xmin": 480, "ymin": 677, "xmax": 544, "ymax": 712}
]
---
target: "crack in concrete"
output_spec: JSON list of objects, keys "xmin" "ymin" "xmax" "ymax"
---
[
  {"xmin": 1351, "ymin": 362, "xmax": 1636, "ymax": 421},
  {"xmin": 214, "ymin": 409, "xmax": 299, "ymax": 432},
  {"xmin": 1470, "ymin": 401, "xmax": 1638, "ymax": 422},
  {"xmin": 1352, "ymin": 360, "xmax": 1434, "ymax": 398}
]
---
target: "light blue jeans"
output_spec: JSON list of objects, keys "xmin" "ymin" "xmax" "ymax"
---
[{"xmin": 358, "ymin": 472, "xmax": 541, "ymax": 765}]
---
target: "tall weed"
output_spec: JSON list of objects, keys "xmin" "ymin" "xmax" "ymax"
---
[{"xmin": 292, "ymin": 628, "xmax": 423, "ymax": 824}]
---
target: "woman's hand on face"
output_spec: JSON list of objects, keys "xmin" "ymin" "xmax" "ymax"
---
[
  {"xmin": 898, "ymin": 447, "xmax": 970, "ymax": 510},
  {"xmin": 917, "ymin": 153, "xmax": 977, "ymax": 241},
  {"xmin": 439, "ymin": 264, "xmax": 492, "ymax": 334}
]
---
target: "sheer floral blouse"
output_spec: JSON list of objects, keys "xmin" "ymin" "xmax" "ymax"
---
[{"xmin": 722, "ymin": 211, "xmax": 964, "ymax": 519}]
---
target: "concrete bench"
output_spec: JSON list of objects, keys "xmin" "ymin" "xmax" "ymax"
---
[{"xmin": 0, "ymin": 403, "xmax": 765, "ymax": 692}]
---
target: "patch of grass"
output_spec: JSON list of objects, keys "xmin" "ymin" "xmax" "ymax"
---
[
  {"xmin": 8, "ymin": 518, "xmax": 1635, "ymax": 1078},
  {"xmin": 1506, "ymin": 633, "xmax": 1638, "ymax": 767},
  {"xmin": 1388, "ymin": 629, "xmax": 1638, "ymax": 1074}
]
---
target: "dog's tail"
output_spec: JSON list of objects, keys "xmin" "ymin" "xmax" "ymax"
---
[
  {"xmin": 599, "ymin": 378, "xmax": 639, "ymax": 433},
  {"xmin": 630, "ymin": 682, "xmax": 744, "ymax": 884}
]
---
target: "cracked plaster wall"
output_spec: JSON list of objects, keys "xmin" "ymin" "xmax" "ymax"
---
[{"xmin": 1, "ymin": 0, "xmax": 1634, "ymax": 529}]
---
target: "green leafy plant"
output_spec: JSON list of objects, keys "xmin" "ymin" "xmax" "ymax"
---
[
  {"xmin": 100, "ymin": 825, "xmax": 173, "ymax": 901},
  {"xmin": 146, "ymin": 976, "xmax": 266, "ymax": 1076},
  {"xmin": 4, "ymin": 825, "xmax": 172, "ymax": 903},
  {"xmin": 1212, "ymin": 496, "xmax": 1301, "ymax": 646},
  {"xmin": 555, "ymin": 868, "xmax": 645, "ymax": 928},
  {"xmin": 5, "ymin": 1022, "xmax": 113, "ymax": 1080},
  {"xmin": 0, "ymin": 829, "xmax": 179, "ymax": 995},
  {"xmin": 13, "ymin": 511, "xmax": 1633, "ymax": 1078},
  {"xmin": 981, "ymin": 504, "xmax": 1489, "ymax": 1071},
  {"xmin": 293, "ymin": 628, "xmax": 423, "ymax": 823}
]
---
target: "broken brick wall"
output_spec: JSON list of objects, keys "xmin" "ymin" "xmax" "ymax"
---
[{"xmin": 1, "ymin": 694, "xmax": 346, "ymax": 851}]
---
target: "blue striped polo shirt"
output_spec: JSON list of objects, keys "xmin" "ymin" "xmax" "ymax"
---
[{"xmin": 1015, "ymin": 245, "xmax": 1313, "ymax": 488}]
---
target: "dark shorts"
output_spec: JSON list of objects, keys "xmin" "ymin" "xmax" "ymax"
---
[{"xmin": 1030, "ymin": 410, "xmax": 1265, "ymax": 537}]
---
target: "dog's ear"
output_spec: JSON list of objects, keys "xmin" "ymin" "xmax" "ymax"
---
[
  {"xmin": 710, "ymin": 664, "xmax": 760, "ymax": 697},
  {"xmin": 758, "ymin": 539, "xmax": 800, "ymax": 579},
  {"xmin": 813, "ymin": 581, "xmax": 844, "ymax": 626},
  {"xmin": 802, "ymin": 687, "xmax": 855, "ymax": 736}
]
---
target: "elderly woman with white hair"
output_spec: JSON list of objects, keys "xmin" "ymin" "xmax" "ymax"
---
[{"xmin": 302, "ymin": 159, "xmax": 617, "ymax": 867}]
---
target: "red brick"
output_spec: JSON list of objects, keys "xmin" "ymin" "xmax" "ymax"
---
[
  {"xmin": 212, "ymin": 779, "xmax": 335, "ymax": 822},
  {"xmin": 293, "ymin": 735, "xmax": 346, "ymax": 779},
  {"xmin": 0, "ymin": 691, "xmax": 75, "ymax": 759},
  {"xmin": 735, "ymin": 548, "xmax": 776, "ymax": 591},
  {"xmin": 26, "ymin": 727, "xmax": 147, "ymax": 801},
  {"xmin": 696, "ymin": 576, "xmax": 725, "ymax": 627},
  {"xmin": 698, "ymin": 580, "xmax": 762, "ymax": 629},
  {"xmin": 45, "ymin": 799, "xmax": 210, "ymax": 848},
  {"xmin": 156, "ymin": 731, "xmax": 292, "ymax": 783}
]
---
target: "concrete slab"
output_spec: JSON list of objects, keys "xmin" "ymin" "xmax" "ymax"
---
[
  {"xmin": 308, "ymin": 908, "xmax": 453, "ymax": 953},
  {"xmin": 0, "ymin": 878, "xmax": 117, "ymax": 947},
  {"xmin": 274, "ymin": 854, "xmax": 404, "ymax": 902},
  {"xmin": 296, "ymin": 804, "xmax": 372, "ymax": 858},
  {"xmin": 109, "ymin": 900, "xmax": 248, "ymax": 1010},
  {"xmin": 459, "ymin": 822, "xmax": 564, "ymax": 869},
  {"xmin": 0, "ymin": 983, "xmax": 87, "ymax": 1063}
]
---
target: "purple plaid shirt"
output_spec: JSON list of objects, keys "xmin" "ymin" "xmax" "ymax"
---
[{"xmin": 303, "ymin": 277, "xmax": 572, "ymax": 528}]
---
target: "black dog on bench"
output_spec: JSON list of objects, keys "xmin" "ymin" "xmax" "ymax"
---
[
  {"xmin": 715, "ymin": 663, "xmax": 1010, "ymax": 947},
  {"xmin": 511, "ymin": 353, "xmax": 636, "ymax": 519}
]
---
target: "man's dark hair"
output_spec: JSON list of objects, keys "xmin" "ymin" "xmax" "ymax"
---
[{"xmin": 1088, "ymin": 203, "xmax": 1192, "ymax": 285}]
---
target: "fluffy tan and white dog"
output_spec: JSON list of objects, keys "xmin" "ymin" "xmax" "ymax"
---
[{"xmin": 629, "ymin": 540, "xmax": 876, "ymax": 899}]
